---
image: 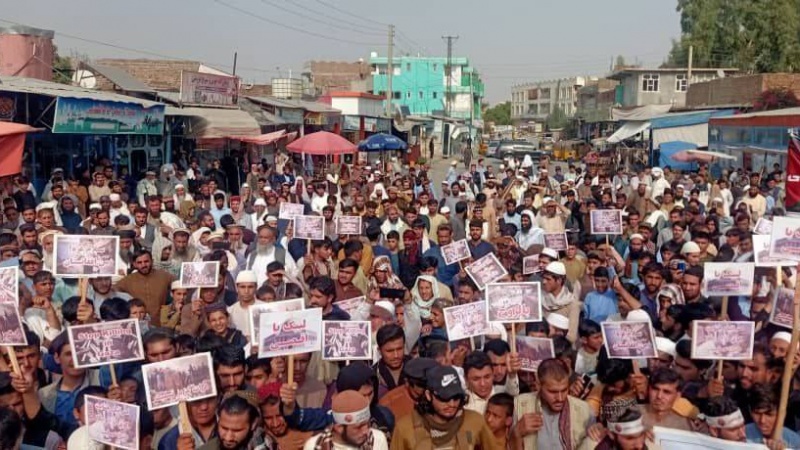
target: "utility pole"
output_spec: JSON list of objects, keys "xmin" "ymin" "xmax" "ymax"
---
[
  {"xmin": 385, "ymin": 25, "xmax": 395, "ymax": 118},
  {"xmin": 442, "ymin": 35, "xmax": 459, "ymax": 118},
  {"xmin": 687, "ymin": 45, "xmax": 694, "ymax": 88}
]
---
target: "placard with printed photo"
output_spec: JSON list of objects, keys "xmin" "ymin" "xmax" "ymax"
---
[
  {"xmin": 544, "ymin": 233, "xmax": 568, "ymax": 252},
  {"xmin": 515, "ymin": 336, "xmax": 555, "ymax": 372},
  {"xmin": 443, "ymin": 301, "xmax": 491, "ymax": 341},
  {"xmin": 691, "ymin": 320, "xmax": 755, "ymax": 360},
  {"xmin": 293, "ymin": 215, "xmax": 326, "ymax": 241},
  {"xmin": 54, "ymin": 235, "xmax": 119, "ymax": 277},
  {"xmin": 441, "ymin": 239, "xmax": 471, "ymax": 266},
  {"xmin": 464, "ymin": 253, "xmax": 508, "ymax": 291},
  {"xmin": 702, "ymin": 262, "xmax": 755, "ymax": 297},
  {"xmin": 486, "ymin": 282, "xmax": 542, "ymax": 323},
  {"xmin": 248, "ymin": 298, "xmax": 305, "ymax": 345},
  {"xmin": 334, "ymin": 296, "xmax": 368, "ymax": 321},
  {"xmin": 322, "ymin": 321, "xmax": 371, "ymax": 361},
  {"xmin": 334, "ymin": 216, "xmax": 362, "ymax": 236},
  {"xmin": 85, "ymin": 395, "xmax": 140, "ymax": 450},
  {"xmin": 0, "ymin": 267, "xmax": 18, "ymax": 304},
  {"xmin": 68, "ymin": 319, "xmax": 144, "ymax": 368},
  {"xmin": 769, "ymin": 216, "xmax": 800, "ymax": 261},
  {"xmin": 142, "ymin": 352, "xmax": 217, "ymax": 410},
  {"xmin": 601, "ymin": 320, "xmax": 657, "ymax": 359},
  {"xmin": 754, "ymin": 235, "xmax": 795, "ymax": 267},
  {"xmin": 258, "ymin": 308, "xmax": 323, "ymax": 359},
  {"xmin": 590, "ymin": 209, "xmax": 623, "ymax": 235},
  {"xmin": 180, "ymin": 261, "xmax": 220, "ymax": 289},
  {"xmin": 279, "ymin": 202, "xmax": 305, "ymax": 220},
  {"xmin": 754, "ymin": 218, "xmax": 773, "ymax": 236},
  {"xmin": 770, "ymin": 287, "xmax": 794, "ymax": 329},
  {"xmin": 522, "ymin": 254, "xmax": 539, "ymax": 275}
]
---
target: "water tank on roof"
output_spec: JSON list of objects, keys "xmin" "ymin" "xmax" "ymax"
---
[{"xmin": 0, "ymin": 25, "xmax": 55, "ymax": 81}]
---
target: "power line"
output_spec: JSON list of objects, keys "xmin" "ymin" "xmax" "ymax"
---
[
  {"xmin": 312, "ymin": 0, "xmax": 388, "ymax": 28},
  {"xmin": 213, "ymin": 0, "xmax": 381, "ymax": 46},
  {"xmin": 286, "ymin": 0, "xmax": 384, "ymax": 33},
  {"xmin": 255, "ymin": 0, "xmax": 384, "ymax": 37}
]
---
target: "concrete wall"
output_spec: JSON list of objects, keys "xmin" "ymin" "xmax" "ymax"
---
[
  {"xmin": 686, "ymin": 73, "xmax": 800, "ymax": 108},
  {"xmin": 96, "ymin": 58, "xmax": 201, "ymax": 91},
  {"xmin": 0, "ymin": 33, "xmax": 54, "ymax": 81}
]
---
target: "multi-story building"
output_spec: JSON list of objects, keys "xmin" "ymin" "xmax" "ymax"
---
[
  {"xmin": 576, "ymin": 79, "xmax": 620, "ymax": 139},
  {"xmin": 511, "ymin": 77, "xmax": 592, "ymax": 123},
  {"xmin": 607, "ymin": 67, "xmax": 738, "ymax": 108},
  {"xmin": 308, "ymin": 60, "xmax": 372, "ymax": 95},
  {"xmin": 369, "ymin": 53, "xmax": 484, "ymax": 122}
]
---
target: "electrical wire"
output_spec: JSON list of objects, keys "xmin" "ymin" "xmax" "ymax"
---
[
  {"xmin": 312, "ymin": 0, "xmax": 389, "ymax": 29},
  {"xmin": 255, "ymin": 0, "xmax": 384, "ymax": 37}
]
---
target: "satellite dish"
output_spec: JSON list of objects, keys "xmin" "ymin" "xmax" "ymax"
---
[
  {"xmin": 716, "ymin": 69, "xmax": 726, "ymax": 78},
  {"xmin": 72, "ymin": 70, "xmax": 97, "ymax": 89}
]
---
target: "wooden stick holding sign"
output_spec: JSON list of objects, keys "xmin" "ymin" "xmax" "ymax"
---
[{"xmin": 774, "ymin": 268, "xmax": 800, "ymax": 441}]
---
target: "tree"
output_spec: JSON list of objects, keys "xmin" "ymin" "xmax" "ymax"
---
[
  {"xmin": 546, "ymin": 105, "xmax": 569, "ymax": 130},
  {"xmin": 484, "ymin": 102, "xmax": 511, "ymax": 125},
  {"xmin": 753, "ymin": 88, "xmax": 800, "ymax": 111},
  {"xmin": 52, "ymin": 46, "xmax": 74, "ymax": 85}
]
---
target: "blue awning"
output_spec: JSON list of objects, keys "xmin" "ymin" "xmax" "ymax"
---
[{"xmin": 650, "ymin": 110, "xmax": 735, "ymax": 129}]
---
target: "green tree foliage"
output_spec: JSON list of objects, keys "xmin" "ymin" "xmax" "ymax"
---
[
  {"xmin": 484, "ymin": 102, "xmax": 511, "ymax": 125},
  {"xmin": 52, "ymin": 46, "xmax": 73, "ymax": 85},
  {"xmin": 666, "ymin": 0, "xmax": 800, "ymax": 73},
  {"xmin": 546, "ymin": 105, "xmax": 569, "ymax": 130}
]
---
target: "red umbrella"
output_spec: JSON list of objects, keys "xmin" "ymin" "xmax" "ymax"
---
[
  {"xmin": 0, "ymin": 123, "xmax": 41, "ymax": 177},
  {"xmin": 286, "ymin": 131, "xmax": 357, "ymax": 156}
]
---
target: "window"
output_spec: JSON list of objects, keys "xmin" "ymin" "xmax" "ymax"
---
[
  {"xmin": 432, "ymin": 92, "xmax": 438, "ymax": 99},
  {"xmin": 642, "ymin": 73, "xmax": 660, "ymax": 92},
  {"xmin": 419, "ymin": 91, "xmax": 424, "ymax": 99},
  {"xmin": 393, "ymin": 92, "xmax": 401, "ymax": 100},
  {"xmin": 406, "ymin": 91, "xmax": 412, "ymax": 99},
  {"xmin": 406, "ymin": 63, "xmax": 411, "ymax": 72},
  {"xmin": 675, "ymin": 74, "xmax": 687, "ymax": 92},
  {"xmin": 433, "ymin": 63, "xmax": 438, "ymax": 72}
]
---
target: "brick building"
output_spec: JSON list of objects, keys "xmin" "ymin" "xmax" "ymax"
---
[
  {"xmin": 686, "ymin": 73, "xmax": 800, "ymax": 108},
  {"xmin": 308, "ymin": 60, "xmax": 372, "ymax": 95}
]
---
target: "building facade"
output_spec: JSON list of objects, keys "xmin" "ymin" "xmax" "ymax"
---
[
  {"xmin": 369, "ymin": 54, "xmax": 484, "ymax": 121},
  {"xmin": 607, "ymin": 67, "xmax": 738, "ymax": 108},
  {"xmin": 686, "ymin": 73, "xmax": 800, "ymax": 109},
  {"xmin": 510, "ymin": 77, "xmax": 592, "ymax": 123}
]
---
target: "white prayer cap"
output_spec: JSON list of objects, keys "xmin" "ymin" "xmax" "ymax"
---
[
  {"xmin": 772, "ymin": 331, "xmax": 792, "ymax": 344},
  {"xmin": 89, "ymin": 203, "xmax": 102, "ymax": 211},
  {"xmin": 626, "ymin": 309, "xmax": 651, "ymax": 323},
  {"xmin": 629, "ymin": 233, "xmax": 644, "ymax": 242},
  {"xmin": 680, "ymin": 241, "xmax": 701, "ymax": 255},
  {"xmin": 175, "ymin": 184, "xmax": 185, "ymax": 190},
  {"xmin": 208, "ymin": 229, "xmax": 226, "ymax": 241},
  {"xmin": 171, "ymin": 281, "xmax": 184, "ymax": 290},
  {"xmin": 546, "ymin": 313, "xmax": 569, "ymax": 330},
  {"xmin": 254, "ymin": 198, "xmax": 267, "ymax": 207},
  {"xmin": 655, "ymin": 336, "xmax": 677, "ymax": 358},
  {"xmin": 651, "ymin": 167, "xmax": 663, "ymax": 176},
  {"xmin": 370, "ymin": 300, "xmax": 395, "ymax": 320},
  {"xmin": 544, "ymin": 261, "xmax": 566, "ymax": 276},
  {"xmin": 263, "ymin": 186, "xmax": 272, "ymax": 192},
  {"xmin": 266, "ymin": 216, "xmax": 278, "ymax": 223},
  {"xmin": 236, "ymin": 270, "xmax": 258, "ymax": 284},
  {"xmin": 439, "ymin": 206, "xmax": 451, "ymax": 214},
  {"xmin": 241, "ymin": 183, "xmax": 249, "ymax": 189},
  {"xmin": 450, "ymin": 160, "xmax": 458, "ymax": 166},
  {"xmin": 541, "ymin": 248, "xmax": 559, "ymax": 260}
]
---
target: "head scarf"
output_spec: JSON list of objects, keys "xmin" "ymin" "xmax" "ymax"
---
[
  {"xmin": 410, "ymin": 275, "xmax": 440, "ymax": 319},
  {"xmin": 152, "ymin": 233, "xmax": 179, "ymax": 278},
  {"xmin": 178, "ymin": 199, "xmax": 197, "ymax": 223},
  {"xmin": 191, "ymin": 227, "xmax": 212, "ymax": 259},
  {"xmin": 369, "ymin": 256, "xmax": 403, "ymax": 291}
]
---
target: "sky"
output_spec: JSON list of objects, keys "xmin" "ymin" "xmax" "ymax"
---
[{"xmin": 6, "ymin": 0, "xmax": 682, "ymax": 104}]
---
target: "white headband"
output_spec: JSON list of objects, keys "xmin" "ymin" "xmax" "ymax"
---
[
  {"xmin": 607, "ymin": 417, "xmax": 645, "ymax": 436},
  {"xmin": 331, "ymin": 406, "xmax": 370, "ymax": 425},
  {"xmin": 705, "ymin": 409, "xmax": 745, "ymax": 429}
]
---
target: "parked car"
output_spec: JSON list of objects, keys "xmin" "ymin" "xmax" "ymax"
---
[{"xmin": 491, "ymin": 140, "xmax": 547, "ymax": 162}]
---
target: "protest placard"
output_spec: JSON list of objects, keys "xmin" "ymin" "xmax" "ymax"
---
[
  {"xmin": 334, "ymin": 296, "xmax": 367, "ymax": 321},
  {"xmin": 278, "ymin": 202, "xmax": 305, "ymax": 220},
  {"xmin": 68, "ymin": 319, "xmax": 144, "ymax": 368},
  {"xmin": 653, "ymin": 426, "xmax": 766, "ymax": 450},
  {"xmin": 522, "ymin": 254, "xmax": 539, "ymax": 275},
  {"xmin": 464, "ymin": 253, "xmax": 508, "ymax": 291},
  {"xmin": 0, "ymin": 267, "xmax": 17, "ymax": 304},
  {"xmin": 85, "ymin": 395, "xmax": 140, "ymax": 450},
  {"xmin": 543, "ymin": 233, "xmax": 568, "ymax": 252},
  {"xmin": 142, "ymin": 352, "xmax": 216, "ymax": 410},
  {"xmin": 258, "ymin": 307, "xmax": 323, "ymax": 359},
  {"xmin": 443, "ymin": 301, "xmax": 490, "ymax": 341},
  {"xmin": 441, "ymin": 239, "xmax": 471, "ymax": 265},
  {"xmin": 322, "ymin": 321, "xmax": 371, "ymax": 361},
  {"xmin": 754, "ymin": 218, "xmax": 773, "ymax": 236},
  {"xmin": 590, "ymin": 209, "xmax": 623, "ymax": 235},
  {"xmin": 601, "ymin": 321, "xmax": 657, "ymax": 359},
  {"xmin": 294, "ymin": 215, "xmax": 326, "ymax": 240},
  {"xmin": 691, "ymin": 320, "xmax": 755, "ymax": 360},
  {"xmin": 334, "ymin": 216, "xmax": 362, "ymax": 235},
  {"xmin": 486, "ymin": 282, "xmax": 542, "ymax": 323},
  {"xmin": 515, "ymin": 336, "xmax": 554, "ymax": 372},
  {"xmin": 180, "ymin": 261, "xmax": 220, "ymax": 289},
  {"xmin": 248, "ymin": 298, "xmax": 305, "ymax": 345},
  {"xmin": 754, "ymin": 235, "xmax": 795, "ymax": 267},
  {"xmin": 54, "ymin": 235, "xmax": 119, "ymax": 277},
  {"xmin": 771, "ymin": 287, "xmax": 794, "ymax": 329},
  {"xmin": 702, "ymin": 262, "xmax": 755, "ymax": 297},
  {"xmin": 769, "ymin": 216, "xmax": 800, "ymax": 261}
]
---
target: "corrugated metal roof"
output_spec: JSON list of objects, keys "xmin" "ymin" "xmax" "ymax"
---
[
  {"xmin": 163, "ymin": 106, "xmax": 260, "ymax": 138},
  {"xmin": 0, "ymin": 75, "xmax": 162, "ymax": 107},
  {"xmin": 85, "ymin": 63, "xmax": 155, "ymax": 94},
  {"xmin": 711, "ymin": 107, "xmax": 800, "ymax": 120},
  {"xmin": 0, "ymin": 25, "xmax": 54, "ymax": 38},
  {"xmin": 246, "ymin": 96, "xmax": 340, "ymax": 114}
]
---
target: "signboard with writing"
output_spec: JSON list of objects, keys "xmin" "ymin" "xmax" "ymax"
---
[
  {"xmin": 248, "ymin": 298, "xmax": 305, "ymax": 345},
  {"xmin": 180, "ymin": 261, "xmax": 220, "ymax": 289},
  {"xmin": 68, "ymin": 319, "xmax": 144, "ymax": 369},
  {"xmin": 702, "ymin": 262, "xmax": 755, "ymax": 297},
  {"xmin": 85, "ymin": 395, "xmax": 140, "ymax": 450},
  {"xmin": 653, "ymin": 426, "xmax": 766, "ymax": 450},
  {"xmin": 142, "ymin": 352, "xmax": 217, "ymax": 410},
  {"xmin": 294, "ymin": 215, "xmax": 326, "ymax": 241},
  {"xmin": 441, "ymin": 239, "xmax": 471, "ymax": 266},
  {"xmin": 754, "ymin": 235, "xmax": 794, "ymax": 267},
  {"xmin": 443, "ymin": 301, "xmax": 490, "ymax": 341},
  {"xmin": 522, "ymin": 254, "xmax": 539, "ymax": 275},
  {"xmin": 590, "ymin": 209, "xmax": 623, "ymax": 235},
  {"xmin": 258, "ymin": 308, "xmax": 323, "ymax": 359},
  {"xmin": 54, "ymin": 235, "xmax": 119, "ymax": 278},
  {"xmin": 322, "ymin": 321, "xmax": 371, "ymax": 361},
  {"xmin": 769, "ymin": 216, "xmax": 800, "ymax": 261},
  {"xmin": 691, "ymin": 320, "xmax": 754, "ymax": 360},
  {"xmin": 334, "ymin": 216, "xmax": 362, "ymax": 236},
  {"xmin": 53, "ymin": 97, "xmax": 165, "ymax": 135},
  {"xmin": 335, "ymin": 296, "xmax": 367, "ymax": 321},
  {"xmin": 179, "ymin": 70, "xmax": 238, "ymax": 107},
  {"xmin": 601, "ymin": 320, "xmax": 657, "ymax": 359},
  {"xmin": 543, "ymin": 233, "xmax": 568, "ymax": 252},
  {"xmin": 486, "ymin": 282, "xmax": 542, "ymax": 323},
  {"xmin": 770, "ymin": 287, "xmax": 794, "ymax": 329},
  {"xmin": 515, "ymin": 336, "xmax": 554, "ymax": 372},
  {"xmin": 464, "ymin": 253, "xmax": 508, "ymax": 291},
  {"xmin": 279, "ymin": 202, "xmax": 305, "ymax": 220}
]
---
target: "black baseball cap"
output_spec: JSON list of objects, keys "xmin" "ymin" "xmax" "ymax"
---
[
  {"xmin": 426, "ymin": 365, "xmax": 464, "ymax": 400},
  {"xmin": 403, "ymin": 357, "xmax": 438, "ymax": 382}
]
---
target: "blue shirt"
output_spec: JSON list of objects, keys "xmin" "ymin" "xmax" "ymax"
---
[
  {"xmin": 54, "ymin": 382, "xmax": 79, "ymax": 431},
  {"xmin": 745, "ymin": 423, "xmax": 800, "ymax": 447},
  {"xmin": 584, "ymin": 290, "xmax": 619, "ymax": 323},
  {"xmin": 468, "ymin": 240, "xmax": 495, "ymax": 260}
]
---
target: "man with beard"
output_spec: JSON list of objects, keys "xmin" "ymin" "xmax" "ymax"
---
[
  {"xmin": 263, "ymin": 262, "xmax": 302, "ymax": 301},
  {"xmin": 247, "ymin": 225, "xmax": 295, "ymax": 287},
  {"xmin": 467, "ymin": 219, "xmax": 494, "ymax": 259},
  {"xmin": 397, "ymin": 230, "xmax": 422, "ymax": 289},
  {"xmin": 229, "ymin": 196, "xmax": 253, "ymax": 231},
  {"xmin": 391, "ymin": 365, "xmax": 496, "ymax": 450},
  {"xmin": 136, "ymin": 170, "xmax": 158, "ymax": 206},
  {"xmin": 194, "ymin": 392, "xmax": 277, "ymax": 450},
  {"xmin": 511, "ymin": 359, "xmax": 593, "ymax": 450},
  {"xmin": 679, "ymin": 266, "xmax": 705, "ymax": 304},
  {"xmin": 117, "ymin": 250, "xmax": 175, "ymax": 326},
  {"xmin": 170, "ymin": 229, "xmax": 196, "ymax": 264},
  {"xmin": 303, "ymin": 390, "xmax": 389, "ymax": 450},
  {"xmin": 516, "ymin": 210, "xmax": 544, "ymax": 253},
  {"xmin": 88, "ymin": 276, "xmax": 131, "ymax": 313},
  {"xmin": 58, "ymin": 195, "xmax": 81, "ymax": 233},
  {"xmin": 380, "ymin": 205, "xmax": 407, "ymax": 239},
  {"xmin": 536, "ymin": 197, "xmax": 571, "ymax": 233},
  {"xmin": 133, "ymin": 207, "xmax": 157, "ymax": 249},
  {"xmin": 739, "ymin": 183, "xmax": 767, "ymax": 224},
  {"xmin": 90, "ymin": 209, "xmax": 115, "ymax": 235},
  {"xmin": 116, "ymin": 228, "xmax": 138, "ymax": 274}
]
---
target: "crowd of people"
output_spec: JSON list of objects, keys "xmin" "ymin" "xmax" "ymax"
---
[{"xmin": 0, "ymin": 147, "xmax": 793, "ymax": 450}]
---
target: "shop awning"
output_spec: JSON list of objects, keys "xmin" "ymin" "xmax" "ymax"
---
[
  {"xmin": 0, "ymin": 75, "xmax": 161, "ymax": 107},
  {"xmin": 166, "ymin": 106, "xmax": 260, "ymax": 139},
  {"xmin": 0, "ymin": 123, "xmax": 42, "ymax": 177},
  {"xmin": 607, "ymin": 120, "xmax": 650, "ymax": 144},
  {"xmin": 653, "ymin": 123, "xmax": 708, "ymax": 149},
  {"xmin": 84, "ymin": 63, "xmax": 155, "ymax": 94},
  {"xmin": 228, "ymin": 129, "xmax": 286, "ymax": 145}
]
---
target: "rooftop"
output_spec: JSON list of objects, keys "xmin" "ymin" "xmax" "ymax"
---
[{"xmin": 608, "ymin": 67, "xmax": 738, "ymax": 80}]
